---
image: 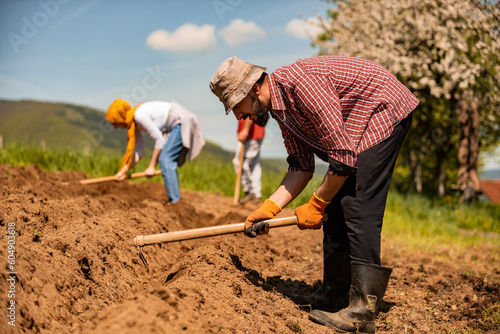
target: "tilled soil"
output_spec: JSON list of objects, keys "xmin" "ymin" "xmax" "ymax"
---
[{"xmin": 1, "ymin": 164, "xmax": 499, "ymax": 334}]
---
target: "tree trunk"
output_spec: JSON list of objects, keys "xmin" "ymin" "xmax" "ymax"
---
[
  {"xmin": 435, "ymin": 148, "xmax": 446, "ymax": 197},
  {"xmin": 438, "ymin": 170, "xmax": 445, "ymax": 197},
  {"xmin": 415, "ymin": 163, "xmax": 422, "ymax": 193},
  {"xmin": 457, "ymin": 92, "xmax": 480, "ymax": 204},
  {"xmin": 410, "ymin": 150, "xmax": 423, "ymax": 193}
]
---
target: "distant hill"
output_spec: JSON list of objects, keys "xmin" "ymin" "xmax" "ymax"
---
[
  {"xmin": 0, "ymin": 99, "xmax": 128, "ymax": 154},
  {"xmin": 481, "ymin": 169, "xmax": 500, "ymax": 180},
  {"xmin": 0, "ymin": 99, "xmax": 289, "ymax": 174}
]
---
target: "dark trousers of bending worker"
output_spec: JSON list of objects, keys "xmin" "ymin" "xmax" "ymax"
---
[{"xmin": 323, "ymin": 113, "xmax": 413, "ymax": 278}]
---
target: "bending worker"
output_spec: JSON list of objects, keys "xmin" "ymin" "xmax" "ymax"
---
[
  {"xmin": 233, "ymin": 118, "xmax": 265, "ymax": 204},
  {"xmin": 209, "ymin": 56, "xmax": 418, "ymax": 333},
  {"xmin": 105, "ymin": 99, "xmax": 205, "ymax": 203}
]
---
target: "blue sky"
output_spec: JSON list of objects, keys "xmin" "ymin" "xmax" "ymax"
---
[{"xmin": 0, "ymin": 0, "xmax": 330, "ymax": 158}]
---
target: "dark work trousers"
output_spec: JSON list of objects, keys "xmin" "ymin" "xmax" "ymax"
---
[{"xmin": 323, "ymin": 113, "xmax": 413, "ymax": 265}]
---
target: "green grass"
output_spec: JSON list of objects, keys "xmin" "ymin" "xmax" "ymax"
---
[
  {"xmin": 0, "ymin": 140, "xmax": 120, "ymax": 177},
  {"xmin": 0, "ymin": 140, "xmax": 318, "ymax": 207},
  {"xmin": 385, "ymin": 191, "xmax": 500, "ymax": 234},
  {"xmin": 383, "ymin": 190, "xmax": 500, "ymax": 252}
]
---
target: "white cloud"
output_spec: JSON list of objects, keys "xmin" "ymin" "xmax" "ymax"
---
[
  {"xmin": 285, "ymin": 17, "xmax": 324, "ymax": 40},
  {"xmin": 146, "ymin": 24, "xmax": 216, "ymax": 53},
  {"xmin": 218, "ymin": 19, "xmax": 266, "ymax": 47}
]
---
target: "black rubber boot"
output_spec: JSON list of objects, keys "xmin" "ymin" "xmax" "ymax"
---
[
  {"xmin": 309, "ymin": 261, "xmax": 392, "ymax": 333},
  {"xmin": 287, "ymin": 250, "xmax": 351, "ymax": 310}
]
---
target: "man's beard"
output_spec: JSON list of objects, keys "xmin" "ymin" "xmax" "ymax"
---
[{"xmin": 251, "ymin": 95, "xmax": 270, "ymax": 127}]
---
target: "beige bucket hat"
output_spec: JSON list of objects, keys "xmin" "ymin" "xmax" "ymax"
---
[{"xmin": 210, "ymin": 56, "xmax": 266, "ymax": 114}]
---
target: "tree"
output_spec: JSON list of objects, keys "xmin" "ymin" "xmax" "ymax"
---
[{"xmin": 313, "ymin": 0, "xmax": 500, "ymax": 201}]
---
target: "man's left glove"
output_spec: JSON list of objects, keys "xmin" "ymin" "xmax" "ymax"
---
[
  {"xmin": 295, "ymin": 192, "xmax": 330, "ymax": 230},
  {"xmin": 244, "ymin": 199, "xmax": 281, "ymax": 238}
]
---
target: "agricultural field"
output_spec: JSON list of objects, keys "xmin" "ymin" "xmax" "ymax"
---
[{"xmin": 0, "ymin": 144, "xmax": 499, "ymax": 334}]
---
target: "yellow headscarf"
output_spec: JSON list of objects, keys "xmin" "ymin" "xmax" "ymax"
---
[{"xmin": 105, "ymin": 99, "xmax": 141, "ymax": 169}]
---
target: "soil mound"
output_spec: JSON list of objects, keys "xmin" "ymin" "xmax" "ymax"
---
[{"xmin": 1, "ymin": 164, "xmax": 498, "ymax": 333}]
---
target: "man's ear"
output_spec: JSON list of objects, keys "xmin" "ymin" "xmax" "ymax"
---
[{"xmin": 250, "ymin": 83, "xmax": 261, "ymax": 96}]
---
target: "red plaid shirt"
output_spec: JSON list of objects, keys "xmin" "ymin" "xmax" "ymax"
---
[{"xmin": 268, "ymin": 56, "xmax": 419, "ymax": 176}]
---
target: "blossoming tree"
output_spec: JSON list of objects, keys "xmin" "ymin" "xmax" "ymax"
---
[{"xmin": 313, "ymin": 0, "xmax": 500, "ymax": 202}]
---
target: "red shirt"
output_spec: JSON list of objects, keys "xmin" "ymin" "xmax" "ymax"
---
[
  {"xmin": 268, "ymin": 56, "xmax": 419, "ymax": 176},
  {"xmin": 237, "ymin": 119, "xmax": 265, "ymax": 140}
]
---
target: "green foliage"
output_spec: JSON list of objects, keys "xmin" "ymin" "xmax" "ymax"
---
[
  {"xmin": 403, "ymin": 96, "xmax": 459, "ymax": 190},
  {"xmin": 315, "ymin": 0, "xmax": 500, "ymax": 197},
  {"xmin": 32, "ymin": 229, "xmax": 43, "ymax": 242}
]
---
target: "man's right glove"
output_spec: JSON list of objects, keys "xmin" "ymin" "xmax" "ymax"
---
[
  {"xmin": 295, "ymin": 192, "xmax": 330, "ymax": 230},
  {"xmin": 244, "ymin": 199, "xmax": 281, "ymax": 238}
]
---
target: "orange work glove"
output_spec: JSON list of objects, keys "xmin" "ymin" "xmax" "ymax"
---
[
  {"xmin": 244, "ymin": 199, "xmax": 281, "ymax": 238},
  {"xmin": 295, "ymin": 192, "xmax": 330, "ymax": 230}
]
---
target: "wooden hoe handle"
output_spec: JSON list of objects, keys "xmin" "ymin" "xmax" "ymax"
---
[
  {"xmin": 233, "ymin": 142, "xmax": 245, "ymax": 204},
  {"xmin": 79, "ymin": 170, "xmax": 162, "ymax": 185},
  {"xmin": 134, "ymin": 216, "xmax": 298, "ymax": 247}
]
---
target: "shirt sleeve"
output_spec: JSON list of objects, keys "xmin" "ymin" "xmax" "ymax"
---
[
  {"xmin": 134, "ymin": 129, "xmax": 144, "ymax": 158},
  {"xmin": 134, "ymin": 108, "xmax": 166, "ymax": 149},
  {"xmin": 293, "ymin": 73, "xmax": 358, "ymax": 176},
  {"xmin": 278, "ymin": 121, "xmax": 315, "ymax": 172}
]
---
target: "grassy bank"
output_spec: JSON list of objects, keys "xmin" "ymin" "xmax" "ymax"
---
[
  {"xmin": 0, "ymin": 140, "xmax": 319, "ymax": 207},
  {"xmin": 384, "ymin": 190, "xmax": 500, "ymax": 253}
]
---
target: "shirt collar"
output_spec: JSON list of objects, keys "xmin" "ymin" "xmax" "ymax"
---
[{"xmin": 268, "ymin": 73, "xmax": 287, "ymax": 111}]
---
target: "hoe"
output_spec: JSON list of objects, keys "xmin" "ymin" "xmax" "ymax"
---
[{"xmin": 133, "ymin": 216, "xmax": 299, "ymax": 271}]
